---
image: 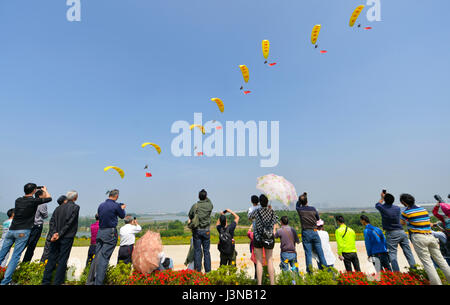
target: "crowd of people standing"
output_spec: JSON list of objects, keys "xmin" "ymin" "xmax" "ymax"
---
[
  {"xmin": 187, "ymin": 189, "xmax": 450, "ymax": 286},
  {"xmin": 0, "ymin": 183, "xmax": 450, "ymax": 285}
]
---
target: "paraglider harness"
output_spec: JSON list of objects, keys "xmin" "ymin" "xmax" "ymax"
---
[{"xmin": 218, "ymin": 225, "xmax": 235, "ymax": 256}]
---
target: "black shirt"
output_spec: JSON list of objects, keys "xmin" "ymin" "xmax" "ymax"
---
[
  {"xmin": 49, "ymin": 201, "xmax": 80, "ymax": 239},
  {"xmin": 10, "ymin": 196, "xmax": 52, "ymax": 231},
  {"xmin": 216, "ymin": 221, "xmax": 237, "ymax": 238}
]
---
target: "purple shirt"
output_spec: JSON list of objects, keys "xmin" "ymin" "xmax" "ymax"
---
[
  {"xmin": 275, "ymin": 225, "xmax": 300, "ymax": 253},
  {"xmin": 90, "ymin": 221, "xmax": 99, "ymax": 245}
]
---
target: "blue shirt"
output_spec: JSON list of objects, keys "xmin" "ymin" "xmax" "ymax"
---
[
  {"xmin": 363, "ymin": 224, "xmax": 387, "ymax": 256},
  {"xmin": 375, "ymin": 202, "xmax": 403, "ymax": 231},
  {"xmin": 98, "ymin": 199, "xmax": 126, "ymax": 229}
]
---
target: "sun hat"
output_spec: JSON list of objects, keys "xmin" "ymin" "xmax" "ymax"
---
[{"xmin": 316, "ymin": 219, "xmax": 324, "ymax": 227}]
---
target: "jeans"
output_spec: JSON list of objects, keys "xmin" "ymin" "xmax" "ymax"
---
[
  {"xmin": 372, "ymin": 252, "xmax": 392, "ymax": 272},
  {"xmin": 280, "ymin": 252, "xmax": 298, "ymax": 273},
  {"xmin": 343, "ymin": 252, "xmax": 361, "ymax": 272},
  {"xmin": 0, "ymin": 229, "xmax": 31, "ymax": 285},
  {"xmin": 385, "ymin": 230, "xmax": 416, "ymax": 271},
  {"xmin": 87, "ymin": 228, "xmax": 118, "ymax": 285},
  {"xmin": 411, "ymin": 233, "xmax": 450, "ymax": 285},
  {"xmin": 0, "ymin": 237, "xmax": 11, "ymax": 268},
  {"xmin": 23, "ymin": 224, "xmax": 43, "ymax": 262},
  {"xmin": 302, "ymin": 230, "xmax": 327, "ymax": 273},
  {"xmin": 42, "ymin": 237, "xmax": 74, "ymax": 285},
  {"xmin": 193, "ymin": 229, "xmax": 211, "ymax": 273}
]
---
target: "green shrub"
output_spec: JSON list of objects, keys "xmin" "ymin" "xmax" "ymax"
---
[
  {"xmin": 408, "ymin": 264, "xmax": 448, "ymax": 285},
  {"xmin": 303, "ymin": 267, "xmax": 338, "ymax": 285},
  {"xmin": 12, "ymin": 261, "xmax": 47, "ymax": 285},
  {"xmin": 168, "ymin": 220, "xmax": 184, "ymax": 231},
  {"xmin": 160, "ymin": 229, "xmax": 185, "ymax": 237},
  {"xmin": 76, "ymin": 263, "xmax": 91, "ymax": 285},
  {"xmin": 276, "ymin": 267, "xmax": 338, "ymax": 285},
  {"xmin": 104, "ymin": 261, "xmax": 133, "ymax": 285},
  {"xmin": 276, "ymin": 270, "xmax": 305, "ymax": 285},
  {"xmin": 207, "ymin": 265, "xmax": 255, "ymax": 285}
]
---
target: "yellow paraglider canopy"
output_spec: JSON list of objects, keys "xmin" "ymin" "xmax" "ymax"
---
[
  {"xmin": 311, "ymin": 24, "xmax": 321, "ymax": 45},
  {"xmin": 239, "ymin": 65, "xmax": 249, "ymax": 83},
  {"xmin": 104, "ymin": 166, "xmax": 125, "ymax": 179},
  {"xmin": 349, "ymin": 5, "xmax": 365, "ymax": 27},
  {"xmin": 141, "ymin": 142, "xmax": 161, "ymax": 154},
  {"xmin": 262, "ymin": 40, "xmax": 270, "ymax": 60},
  {"xmin": 211, "ymin": 98, "xmax": 224, "ymax": 113},
  {"xmin": 189, "ymin": 124, "xmax": 205, "ymax": 134}
]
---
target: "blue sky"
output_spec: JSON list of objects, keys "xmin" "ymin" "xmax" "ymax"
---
[{"xmin": 1, "ymin": 0, "xmax": 449, "ymax": 216}]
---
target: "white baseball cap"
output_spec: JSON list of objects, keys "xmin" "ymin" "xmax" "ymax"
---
[{"xmin": 316, "ymin": 219, "xmax": 324, "ymax": 226}]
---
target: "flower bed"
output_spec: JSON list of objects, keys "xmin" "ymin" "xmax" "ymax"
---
[
  {"xmin": 337, "ymin": 271, "xmax": 429, "ymax": 285},
  {"xmin": 0, "ymin": 261, "xmax": 443, "ymax": 286},
  {"xmin": 126, "ymin": 269, "xmax": 210, "ymax": 285}
]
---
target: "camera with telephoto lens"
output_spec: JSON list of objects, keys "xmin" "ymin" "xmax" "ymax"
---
[{"xmin": 36, "ymin": 186, "xmax": 43, "ymax": 189}]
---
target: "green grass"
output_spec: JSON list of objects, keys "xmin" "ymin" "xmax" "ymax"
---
[{"xmin": 36, "ymin": 232, "xmax": 367, "ymax": 247}]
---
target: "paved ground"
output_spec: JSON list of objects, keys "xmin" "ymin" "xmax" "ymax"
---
[{"xmin": 8, "ymin": 241, "xmax": 421, "ymax": 280}]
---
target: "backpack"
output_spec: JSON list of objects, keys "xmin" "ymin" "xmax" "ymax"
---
[
  {"xmin": 188, "ymin": 203, "xmax": 199, "ymax": 230},
  {"xmin": 218, "ymin": 226, "xmax": 235, "ymax": 255},
  {"xmin": 257, "ymin": 209, "xmax": 275, "ymax": 248}
]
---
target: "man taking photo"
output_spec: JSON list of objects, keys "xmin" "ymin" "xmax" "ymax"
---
[
  {"xmin": 0, "ymin": 183, "xmax": 51, "ymax": 285},
  {"xmin": 87, "ymin": 189, "xmax": 126, "ymax": 285}
]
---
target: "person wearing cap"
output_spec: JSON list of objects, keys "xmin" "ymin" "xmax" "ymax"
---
[
  {"xmin": 40, "ymin": 195, "xmax": 67, "ymax": 263},
  {"xmin": 295, "ymin": 192, "xmax": 328, "ymax": 274},
  {"xmin": 86, "ymin": 214, "xmax": 100, "ymax": 266},
  {"xmin": 400, "ymin": 193, "xmax": 450, "ymax": 285},
  {"xmin": 313, "ymin": 219, "xmax": 336, "ymax": 268},
  {"xmin": 0, "ymin": 183, "xmax": 52, "ymax": 285},
  {"xmin": 360, "ymin": 215, "xmax": 392, "ymax": 274},
  {"xmin": 216, "ymin": 209, "xmax": 239, "ymax": 266},
  {"xmin": 118, "ymin": 215, "xmax": 142, "ymax": 264}
]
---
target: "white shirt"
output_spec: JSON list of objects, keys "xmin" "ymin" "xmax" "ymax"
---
[
  {"xmin": 119, "ymin": 224, "xmax": 142, "ymax": 246},
  {"xmin": 312, "ymin": 230, "xmax": 336, "ymax": 266}
]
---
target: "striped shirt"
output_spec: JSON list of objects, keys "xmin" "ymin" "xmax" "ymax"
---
[{"xmin": 401, "ymin": 205, "xmax": 431, "ymax": 234}]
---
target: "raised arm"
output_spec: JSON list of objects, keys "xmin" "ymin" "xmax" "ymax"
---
[
  {"xmin": 227, "ymin": 209, "xmax": 240, "ymax": 225},
  {"xmin": 433, "ymin": 204, "xmax": 445, "ymax": 224}
]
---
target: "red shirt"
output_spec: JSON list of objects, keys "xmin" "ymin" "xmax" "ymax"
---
[{"xmin": 90, "ymin": 221, "xmax": 99, "ymax": 245}]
